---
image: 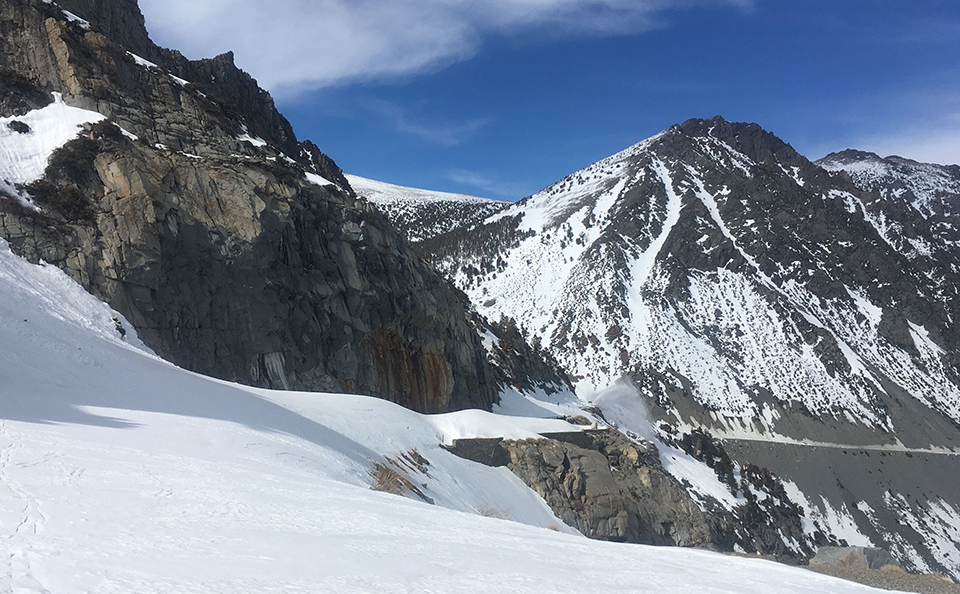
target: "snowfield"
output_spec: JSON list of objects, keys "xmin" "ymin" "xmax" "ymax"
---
[
  {"xmin": 347, "ymin": 173, "xmax": 509, "ymax": 242},
  {"xmin": 0, "ymin": 239, "xmax": 899, "ymax": 593},
  {"xmin": 347, "ymin": 174, "xmax": 499, "ymax": 207}
]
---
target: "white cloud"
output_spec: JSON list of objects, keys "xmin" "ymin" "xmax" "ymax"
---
[{"xmin": 138, "ymin": 0, "xmax": 750, "ymax": 98}]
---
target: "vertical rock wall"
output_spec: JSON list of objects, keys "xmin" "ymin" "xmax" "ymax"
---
[{"xmin": 0, "ymin": 0, "xmax": 498, "ymax": 412}]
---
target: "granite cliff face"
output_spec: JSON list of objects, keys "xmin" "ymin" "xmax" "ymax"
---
[{"xmin": 0, "ymin": 0, "xmax": 500, "ymax": 412}]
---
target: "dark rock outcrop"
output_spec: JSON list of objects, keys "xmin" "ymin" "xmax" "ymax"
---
[
  {"xmin": 56, "ymin": 0, "xmax": 154, "ymax": 59},
  {"xmin": 473, "ymin": 313, "xmax": 574, "ymax": 397},
  {"xmin": 449, "ymin": 429, "xmax": 815, "ymax": 561}
]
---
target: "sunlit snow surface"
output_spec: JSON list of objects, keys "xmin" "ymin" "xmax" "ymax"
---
[
  {"xmin": 348, "ymin": 174, "xmax": 508, "ymax": 242},
  {"xmin": 0, "ymin": 240, "xmax": 898, "ymax": 593}
]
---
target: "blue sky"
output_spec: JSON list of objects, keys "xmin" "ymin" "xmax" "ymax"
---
[{"xmin": 141, "ymin": 0, "xmax": 960, "ymax": 200}]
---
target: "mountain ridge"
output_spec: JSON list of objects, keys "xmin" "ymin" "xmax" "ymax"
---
[
  {"xmin": 348, "ymin": 173, "xmax": 509, "ymax": 243},
  {"xmin": 381, "ymin": 116, "xmax": 960, "ymax": 578}
]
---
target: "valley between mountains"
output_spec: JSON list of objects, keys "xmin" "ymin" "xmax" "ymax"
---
[{"xmin": 2, "ymin": 0, "xmax": 960, "ymax": 591}]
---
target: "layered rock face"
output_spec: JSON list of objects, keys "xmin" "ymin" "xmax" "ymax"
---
[{"xmin": 0, "ymin": 0, "xmax": 498, "ymax": 412}]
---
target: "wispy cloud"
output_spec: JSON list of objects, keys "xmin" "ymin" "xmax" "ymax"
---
[
  {"xmin": 138, "ymin": 0, "xmax": 752, "ymax": 98},
  {"xmin": 363, "ymin": 100, "xmax": 492, "ymax": 146},
  {"xmin": 447, "ymin": 170, "xmax": 533, "ymax": 199}
]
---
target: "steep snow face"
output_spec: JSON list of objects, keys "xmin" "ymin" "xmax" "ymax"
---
[
  {"xmin": 0, "ymin": 93, "xmax": 105, "ymax": 205},
  {"xmin": 347, "ymin": 174, "xmax": 509, "ymax": 242},
  {"xmin": 0, "ymin": 238, "xmax": 900, "ymax": 594},
  {"xmin": 429, "ymin": 119, "xmax": 960, "ymax": 434}
]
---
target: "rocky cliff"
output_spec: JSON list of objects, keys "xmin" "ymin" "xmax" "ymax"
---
[
  {"xmin": 0, "ymin": 0, "xmax": 501, "ymax": 412},
  {"xmin": 448, "ymin": 428, "xmax": 819, "ymax": 562}
]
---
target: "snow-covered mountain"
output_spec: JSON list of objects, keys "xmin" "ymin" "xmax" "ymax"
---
[
  {"xmin": 348, "ymin": 174, "xmax": 509, "ymax": 243},
  {"xmin": 4, "ymin": 0, "xmax": 960, "ymax": 586},
  {"xmin": 424, "ymin": 118, "xmax": 959, "ymax": 429},
  {"xmin": 414, "ymin": 117, "xmax": 960, "ymax": 578},
  {"xmin": 0, "ymin": 237, "xmax": 901, "ymax": 594}
]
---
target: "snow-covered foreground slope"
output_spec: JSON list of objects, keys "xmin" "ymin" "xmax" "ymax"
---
[
  {"xmin": 0, "ymin": 240, "xmax": 894, "ymax": 593},
  {"xmin": 348, "ymin": 174, "xmax": 509, "ymax": 242}
]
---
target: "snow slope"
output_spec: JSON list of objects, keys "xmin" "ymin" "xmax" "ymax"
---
[
  {"xmin": 348, "ymin": 174, "xmax": 509, "ymax": 242},
  {"xmin": 0, "ymin": 240, "xmax": 895, "ymax": 593}
]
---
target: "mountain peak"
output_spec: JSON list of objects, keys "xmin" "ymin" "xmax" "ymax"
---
[{"xmin": 673, "ymin": 116, "xmax": 807, "ymax": 170}]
